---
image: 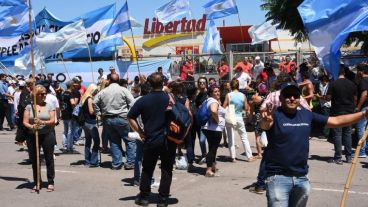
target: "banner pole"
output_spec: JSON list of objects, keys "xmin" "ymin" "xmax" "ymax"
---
[
  {"xmin": 129, "ymin": 28, "xmax": 141, "ymax": 76},
  {"xmin": 60, "ymin": 55, "xmax": 71, "ymax": 80},
  {"xmin": 81, "ymin": 20, "xmax": 95, "ymax": 83},
  {"xmin": 27, "ymin": 0, "xmax": 41, "ymax": 194},
  {"xmin": 189, "ymin": 10, "xmax": 196, "ymax": 76}
]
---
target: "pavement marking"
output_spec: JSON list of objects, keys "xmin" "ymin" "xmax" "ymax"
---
[
  {"xmin": 41, "ymin": 169, "xmax": 77, "ymax": 174},
  {"xmin": 313, "ymin": 187, "xmax": 368, "ymax": 195}
]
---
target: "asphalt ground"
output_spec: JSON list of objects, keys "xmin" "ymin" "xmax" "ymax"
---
[{"xmin": 0, "ymin": 124, "xmax": 368, "ymax": 207}]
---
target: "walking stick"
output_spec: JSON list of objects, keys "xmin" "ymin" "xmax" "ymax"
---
[
  {"xmin": 340, "ymin": 127, "xmax": 368, "ymax": 207},
  {"xmin": 27, "ymin": 0, "xmax": 41, "ymax": 193}
]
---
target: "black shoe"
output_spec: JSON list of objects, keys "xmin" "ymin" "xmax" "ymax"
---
[
  {"xmin": 157, "ymin": 197, "xmax": 168, "ymax": 207},
  {"xmin": 346, "ymin": 156, "xmax": 352, "ymax": 163},
  {"xmin": 111, "ymin": 165, "xmax": 122, "ymax": 170},
  {"xmin": 0, "ymin": 128, "xmax": 3, "ymax": 131},
  {"xmin": 249, "ymin": 185, "xmax": 266, "ymax": 194},
  {"xmin": 135, "ymin": 193, "xmax": 149, "ymax": 206},
  {"xmin": 328, "ymin": 158, "xmax": 343, "ymax": 165}
]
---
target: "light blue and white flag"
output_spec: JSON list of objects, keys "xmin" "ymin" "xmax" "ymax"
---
[
  {"xmin": 0, "ymin": 0, "xmax": 26, "ymax": 6},
  {"xmin": 155, "ymin": 0, "xmax": 190, "ymax": 24},
  {"xmin": 202, "ymin": 20, "xmax": 222, "ymax": 62},
  {"xmin": 0, "ymin": 5, "xmax": 28, "ymax": 36},
  {"xmin": 106, "ymin": 1, "xmax": 131, "ymax": 36},
  {"xmin": 14, "ymin": 47, "xmax": 44, "ymax": 69},
  {"xmin": 95, "ymin": 33, "xmax": 123, "ymax": 54},
  {"xmin": 248, "ymin": 21, "xmax": 278, "ymax": 45},
  {"xmin": 298, "ymin": 0, "xmax": 368, "ymax": 79},
  {"xmin": 203, "ymin": 0, "xmax": 238, "ymax": 20},
  {"xmin": 129, "ymin": 16, "xmax": 142, "ymax": 28},
  {"xmin": 36, "ymin": 20, "xmax": 88, "ymax": 58}
]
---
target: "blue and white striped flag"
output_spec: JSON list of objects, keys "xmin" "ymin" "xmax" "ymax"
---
[
  {"xmin": 155, "ymin": 0, "xmax": 190, "ymax": 24},
  {"xmin": 106, "ymin": 1, "xmax": 131, "ymax": 36},
  {"xmin": 0, "ymin": 0, "xmax": 26, "ymax": 6},
  {"xmin": 0, "ymin": 5, "xmax": 28, "ymax": 36},
  {"xmin": 248, "ymin": 21, "xmax": 278, "ymax": 45},
  {"xmin": 203, "ymin": 0, "xmax": 238, "ymax": 20},
  {"xmin": 202, "ymin": 20, "xmax": 222, "ymax": 62},
  {"xmin": 298, "ymin": 0, "xmax": 368, "ymax": 79}
]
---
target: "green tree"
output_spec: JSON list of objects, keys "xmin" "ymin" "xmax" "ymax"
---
[{"xmin": 261, "ymin": 0, "xmax": 368, "ymax": 54}]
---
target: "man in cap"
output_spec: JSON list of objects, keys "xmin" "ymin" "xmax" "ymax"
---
[
  {"xmin": 261, "ymin": 82, "xmax": 368, "ymax": 207},
  {"xmin": 253, "ymin": 56, "xmax": 264, "ymax": 81}
]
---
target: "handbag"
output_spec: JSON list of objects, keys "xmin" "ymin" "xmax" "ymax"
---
[{"xmin": 225, "ymin": 93, "xmax": 237, "ymax": 127}]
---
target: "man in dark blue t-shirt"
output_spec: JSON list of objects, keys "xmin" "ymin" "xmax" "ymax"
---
[
  {"xmin": 261, "ymin": 83, "xmax": 368, "ymax": 207},
  {"xmin": 128, "ymin": 72, "xmax": 175, "ymax": 207}
]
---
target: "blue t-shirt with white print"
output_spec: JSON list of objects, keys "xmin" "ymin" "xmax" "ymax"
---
[{"xmin": 265, "ymin": 107, "xmax": 328, "ymax": 177}]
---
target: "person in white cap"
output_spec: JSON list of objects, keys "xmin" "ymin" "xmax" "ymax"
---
[{"xmin": 253, "ymin": 56, "xmax": 264, "ymax": 81}]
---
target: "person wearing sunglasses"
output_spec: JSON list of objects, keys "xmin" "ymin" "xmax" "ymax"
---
[
  {"xmin": 23, "ymin": 85, "xmax": 56, "ymax": 193},
  {"xmin": 260, "ymin": 82, "xmax": 368, "ymax": 207}
]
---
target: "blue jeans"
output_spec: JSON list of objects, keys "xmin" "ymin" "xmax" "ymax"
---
[
  {"xmin": 266, "ymin": 175, "xmax": 310, "ymax": 207},
  {"xmin": 104, "ymin": 117, "xmax": 135, "ymax": 168},
  {"xmin": 356, "ymin": 106, "xmax": 368, "ymax": 156},
  {"xmin": 9, "ymin": 104, "xmax": 15, "ymax": 126},
  {"xmin": 184, "ymin": 127, "xmax": 195, "ymax": 164},
  {"xmin": 331, "ymin": 126, "xmax": 352, "ymax": 159},
  {"xmin": 134, "ymin": 140, "xmax": 155, "ymax": 184},
  {"xmin": 83, "ymin": 122, "xmax": 100, "ymax": 166},
  {"xmin": 73, "ymin": 121, "xmax": 82, "ymax": 142},
  {"xmin": 63, "ymin": 119, "xmax": 75, "ymax": 150}
]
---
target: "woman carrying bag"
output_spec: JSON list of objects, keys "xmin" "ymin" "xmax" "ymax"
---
[
  {"xmin": 80, "ymin": 84, "xmax": 100, "ymax": 167},
  {"xmin": 223, "ymin": 79, "xmax": 256, "ymax": 162},
  {"xmin": 23, "ymin": 85, "xmax": 56, "ymax": 192}
]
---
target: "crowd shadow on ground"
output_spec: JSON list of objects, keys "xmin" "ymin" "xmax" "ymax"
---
[
  {"xmin": 309, "ymin": 154, "xmax": 331, "ymax": 162},
  {"xmin": 119, "ymin": 193, "xmax": 179, "ymax": 206}
]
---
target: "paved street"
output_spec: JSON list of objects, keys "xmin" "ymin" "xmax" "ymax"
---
[{"xmin": 0, "ymin": 124, "xmax": 368, "ymax": 207}]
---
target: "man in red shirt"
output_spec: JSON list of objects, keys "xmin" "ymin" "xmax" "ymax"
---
[
  {"xmin": 179, "ymin": 59, "xmax": 194, "ymax": 81},
  {"xmin": 280, "ymin": 55, "xmax": 297, "ymax": 74},
  {"xmin": 234, "ymin": 57, "xmax": 253, "ymax": 74},
  {"xmin": 217, "ymin": 60, "xmax": 229, "ymax": 82}
]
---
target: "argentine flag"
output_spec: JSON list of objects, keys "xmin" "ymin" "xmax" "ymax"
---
[
  {"xmin": 203, "ymin": 0, "xmax": 238, "ymax": 20},
  {"xmin": 0, "ymin": 0, "xmax": 26, "ymax": 6}
]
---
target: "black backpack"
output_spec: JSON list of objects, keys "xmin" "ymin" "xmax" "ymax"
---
[{"xmin": 166, "ymin": 93, "xmax": 192, "ymax": 145}]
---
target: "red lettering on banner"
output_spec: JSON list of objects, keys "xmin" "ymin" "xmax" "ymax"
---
[{"xmin": 143, "ymin": 15, "xmax": 207, "ymax": 35}]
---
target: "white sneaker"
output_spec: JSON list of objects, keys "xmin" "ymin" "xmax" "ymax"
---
[{"xmin": 151, "ymin": 181, "xmax": 160, "ymax": 188}]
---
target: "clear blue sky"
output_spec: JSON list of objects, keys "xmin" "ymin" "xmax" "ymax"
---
[{"xmin": 31, "ymin": 0, "xmax": 267, "ymax": 31}]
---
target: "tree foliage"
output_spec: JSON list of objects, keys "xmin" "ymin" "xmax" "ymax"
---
[{"xmin": 261, "ymin": 0, "xmax": 368, "ymax": 54}]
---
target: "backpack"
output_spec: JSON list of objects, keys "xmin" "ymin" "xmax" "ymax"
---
[
  {"xmin": 196, "ymin": 99, "xmax": 210, "ymax": 126},
  {"xmin": 72, "ymin": 103, "xmax": 86, "ymax": 126},
  {"xmin": 166, "ymin": 93, "xmax": 192, "ymax": 145}
]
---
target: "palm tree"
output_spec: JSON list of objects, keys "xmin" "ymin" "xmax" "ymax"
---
[{"xmin": 261, "ymin": 0, "xmax": 368, "ymax": 54}]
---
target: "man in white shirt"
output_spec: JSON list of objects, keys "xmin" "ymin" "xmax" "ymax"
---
[
  {"xmin": 97, "ymin": 68, "xmax": 107, "ymax": 85},
  {"xmin": 253, "ymin": 56, "xmax": 264, "ymax": 81},
  {"xmin": 234, "ymin": 67, "xmax": 252, "ymax": 92}
]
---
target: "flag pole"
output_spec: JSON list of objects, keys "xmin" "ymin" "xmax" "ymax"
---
[
  {"xmin": 60, "ymin": 55, "xmax": 71, "ymax": 80},
  {"xmin": 189, "ymin": 10, "xmax": 196, "ymax": 77},
  {"xmin": 127, "ymin": 0, "xmax": 141, "ymax": 77},
  {"xmin": 27, "ymin": 0, "xmax": 41, "ymax": 194},
  {"xmin": 234, "ymin": 0, "xmax": 244, "ymax": 43},
  {"xmin": 81, "ymin": 20, "xmax": 95, "ymax": 83}
]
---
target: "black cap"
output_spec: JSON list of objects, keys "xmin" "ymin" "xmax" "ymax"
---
[{"xmin": 280, "ymin": 83, "xmax": 300, "ymax": 97}]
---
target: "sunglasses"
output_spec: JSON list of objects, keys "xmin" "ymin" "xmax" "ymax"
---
[{"xmin": 282, "ymin": 92, "xmax": 300, "ymax": 99}]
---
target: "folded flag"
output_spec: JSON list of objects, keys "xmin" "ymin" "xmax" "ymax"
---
[
  {"xmin": 248, "ymin": 21, "xmax": 278, "ymax": 45},
  {"xmin": 203, "ymin": 0, "xmax": 238, "ymax": 20},
  {"xmin": 155, "ymin": 0, "xmax": 190, "ymax": 24}
]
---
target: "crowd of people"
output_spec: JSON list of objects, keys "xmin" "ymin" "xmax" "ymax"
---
[{"xmin": 1, "ymin": 56, "xmax": 368, "ymax": 207}]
